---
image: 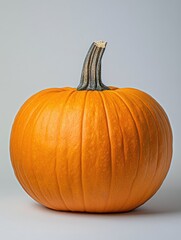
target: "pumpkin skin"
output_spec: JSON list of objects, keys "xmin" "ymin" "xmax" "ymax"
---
[{"xmin": 10, "ymin": 42, "xmax": 172, "ymax": 213}]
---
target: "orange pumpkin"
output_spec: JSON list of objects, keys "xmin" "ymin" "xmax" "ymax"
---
[{"xmin": 10, "ymin": 41, "xmax": 172, "ymax": 212}]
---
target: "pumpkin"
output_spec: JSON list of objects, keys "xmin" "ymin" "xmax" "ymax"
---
[{"xmin": 10, "ymin": 41, "xmax": 172, "ymax": 213}]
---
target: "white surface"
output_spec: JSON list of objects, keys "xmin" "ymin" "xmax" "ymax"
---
[{"xmin": 1, "ymin": 166, "xmax": 181, "ymax": 240}]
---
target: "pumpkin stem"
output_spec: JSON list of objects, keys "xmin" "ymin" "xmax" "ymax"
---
[{"xmin": 77, "ymin": 41, "xmax": 110, "ymax": 91}]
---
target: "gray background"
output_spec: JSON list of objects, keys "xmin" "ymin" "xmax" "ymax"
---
[{"xmin": 0, "ymin": 0, "xmax": 180, "ymax": 239}]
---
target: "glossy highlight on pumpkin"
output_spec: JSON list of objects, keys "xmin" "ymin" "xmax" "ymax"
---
[{"xmin": 10, "ymin": 41, "xmax": 172, "ymax": 213}]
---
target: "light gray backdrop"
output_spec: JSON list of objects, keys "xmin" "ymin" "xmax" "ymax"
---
[{"xmin": 0, "ymin": 0, "xmax": 180, "ymax": 239}]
